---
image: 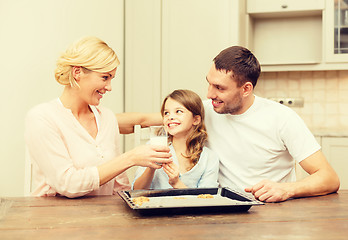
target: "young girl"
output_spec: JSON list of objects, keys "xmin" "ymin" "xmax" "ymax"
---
[{"xmin": 132, "ymin": 89, "xmax": 219, "ymax": 189}]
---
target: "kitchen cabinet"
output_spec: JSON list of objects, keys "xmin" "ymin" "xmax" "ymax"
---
[
  {"xmin": 246, "ymin": 0, "xmax": 324, "ymax": 70},
  {"xmin": 321, "ymin": 137, "xmax": 348, "ymax": 190},
  {"xmin": 247, "ymin": 0, "xmax": 325, "ymax": 16},
  {"xmin": 296, "ymin": 136, "xmax": 348, "ymax": 190},
  {"xmin": 246, "ymin": 0, "xmax": 348, "ymax": 71},
  {"xmin": 161, "ymin": 0, "xmax": 245, "ymax": 99},
  {"xmin": 124, "ymin": 0, "xmax": 245, "ymax": 113},
  {"xmin": 325, "ymin": 0, "xmax": 348, "ymax": 62},
  {"xmin": 123, "ymin": 0, "xmax": 244, "ymax": 152}
]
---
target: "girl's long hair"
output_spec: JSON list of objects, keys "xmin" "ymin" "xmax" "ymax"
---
[{"xmin": 161, "ymin": 89, "xmax": 207, "ymax": 167}]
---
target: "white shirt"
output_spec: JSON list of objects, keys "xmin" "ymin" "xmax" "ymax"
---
[{"xmin": 203, "ymin": 96, "xmax": 320, "ymax": 191}]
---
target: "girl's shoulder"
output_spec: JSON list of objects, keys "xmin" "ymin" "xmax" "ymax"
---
[{"xmin": 200, "ymin": 146, "xmax": 219, "ymax": 161}]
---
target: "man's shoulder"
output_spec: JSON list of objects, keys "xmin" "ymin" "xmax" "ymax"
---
[{"xmin": 255, "ymin": 96, "xmax": 296, "ymax": 116}]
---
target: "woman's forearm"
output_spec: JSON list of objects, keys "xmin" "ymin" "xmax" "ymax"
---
[{"xmin": 97, "ymin": 151, "xmax": 134, "ymax": 185}]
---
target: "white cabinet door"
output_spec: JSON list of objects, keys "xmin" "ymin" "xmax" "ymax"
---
[
  {"xmin": 161, "ymin": 0, "xmax": 245, "ymax": 100},
  {"xmin": 321, "ymin": 137, "xmax": 348, "ymax": 189},
  {"xmin": 125, "ymin": 0, "xmax": 244, "ymax": 111},
  {"xmin": 124, "ymin": 0, "xmax": 244, "ymax": 153},
  {"xmin": 247, "ymin": 0, "xmax": 324, "ymax": 15},
  {"xmin": 124, "ymin": 0, "xmax": 162, "ymax": 113},
  {"xmin": 325, "ymin": 0, "xmax": 348, "ymax": 63}
]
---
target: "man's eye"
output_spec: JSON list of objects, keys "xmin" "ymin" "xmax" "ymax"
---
[
  {"xmin": 164, "ymin": 112, "xmax": 169, "ymax": 115},
  {"xmin": 176, "ymin": 110, "xmax": 183, "ymax": 114},
  {"xmin": 103, "ymin": 76, "xmax": 108, "ymax": 80}
]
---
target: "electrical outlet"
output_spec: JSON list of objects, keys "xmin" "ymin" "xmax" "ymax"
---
[{"xmin": 268, "ymin": 97, "xmax": 304, "ymax": 108}]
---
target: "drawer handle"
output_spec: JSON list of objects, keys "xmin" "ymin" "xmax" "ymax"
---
[{"xmin": 281, "ymin": 4, "xmax": 288, "ymax": 9}]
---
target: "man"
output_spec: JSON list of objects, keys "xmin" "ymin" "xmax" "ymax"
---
[{"xmin": 204, "ymin": 46, "xmax": 340, "ymax": 202}]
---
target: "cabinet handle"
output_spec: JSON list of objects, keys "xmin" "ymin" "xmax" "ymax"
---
[{"xmin": 281, "ymin": 4, "xmax": 288, "ymax": 9}]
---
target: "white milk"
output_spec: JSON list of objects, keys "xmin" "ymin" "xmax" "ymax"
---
[{"xmin": 150, "ymin": 136, "xmax": 168, "ymax": 146}]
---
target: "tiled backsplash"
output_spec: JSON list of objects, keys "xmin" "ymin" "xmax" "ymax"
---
[{"xmin": 254, "ymin": 71, "xmax": 348, "ymax": 131}]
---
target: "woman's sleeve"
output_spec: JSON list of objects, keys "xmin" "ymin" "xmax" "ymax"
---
[
  {"xmin": 25, "ymin": 108, "xmax": 100, "ymax": 198},
  {"xmin": 113, "ymin": 116, "xmax": 131, "ymax": 193},
  {"xmin": 197, "ymin": 149, "xmax": 220, "ymax": 188}
]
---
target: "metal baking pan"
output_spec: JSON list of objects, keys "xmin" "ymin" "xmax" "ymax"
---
[{"xmin": 117, "ymin": 187, "xmax": 263, "ymax": 215}]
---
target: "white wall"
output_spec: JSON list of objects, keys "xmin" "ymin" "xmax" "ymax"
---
[
  {"xmin": 0, "ymin": 0, "xmax": 245, "ymax": 196},
  {"xmin": 0, "ymin": 0, "xmax": 125, "ymax": 197}
]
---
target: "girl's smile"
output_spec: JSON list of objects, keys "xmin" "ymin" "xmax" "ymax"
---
[{"xmin": 163, "ymin": 98, "xmax": 200, "ymax": 139}]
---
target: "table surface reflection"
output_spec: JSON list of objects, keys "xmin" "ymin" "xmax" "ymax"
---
[{"xmin": 1, "ymin": 190, "xmax": 348, "ymax": 240}]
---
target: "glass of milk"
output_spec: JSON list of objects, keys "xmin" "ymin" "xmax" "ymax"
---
[{"xmin": 149, "ymin": 126, "xmax": 168, "ymax": 146}]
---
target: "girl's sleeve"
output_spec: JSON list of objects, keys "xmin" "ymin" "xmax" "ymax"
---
[
  {"xmin": 25, "ymin": 108, "xmax": 100, "ymax": 198},
  {"xmin": 197, "ymin": 149, "xmax": 220, "ymax": 188}
]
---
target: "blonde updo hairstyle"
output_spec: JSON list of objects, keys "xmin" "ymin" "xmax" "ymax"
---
[{"xmin": 55, "ymin": 36, "xmax": 120, "ymax": 87}]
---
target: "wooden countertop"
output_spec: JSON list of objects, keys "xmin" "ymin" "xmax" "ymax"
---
[{"xmin": 1, "ymin": 191, "xmax": 348, "ymax": 240}]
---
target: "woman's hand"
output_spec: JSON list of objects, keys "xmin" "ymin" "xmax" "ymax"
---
[
  {"xmin": 163, "ymin": 162, "xmax": 187, "ymax": 188},
  {"xmin": 127, "ymin": 144, "xmax": 172, "ymax": 169}
]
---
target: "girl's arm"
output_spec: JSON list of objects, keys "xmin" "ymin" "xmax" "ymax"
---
[
  {"xmin": 133, "ymin": 167, "xmax": 157, "ymax": 189},
  {"xmin": 116, "ymin": 112, "xmax": 162, "ymax": 134}
]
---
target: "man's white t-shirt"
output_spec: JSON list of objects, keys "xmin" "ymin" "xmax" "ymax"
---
[{"xmin": 203, "ymin": 95, "xmax": 320, "ymax": 191}]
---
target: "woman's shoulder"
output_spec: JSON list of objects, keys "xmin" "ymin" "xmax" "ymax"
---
[
  {"xmin": 25, "ymin": 99, "xmax": 65, "ymax": 133},
  {"xmin": 26, "ymin": 99, "xmax": 61, "ymax": 119}
]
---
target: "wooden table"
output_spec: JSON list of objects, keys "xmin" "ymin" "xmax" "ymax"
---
[{"xmin": 1, "ymin": 191, "xmax": 348, "ymax": 240}]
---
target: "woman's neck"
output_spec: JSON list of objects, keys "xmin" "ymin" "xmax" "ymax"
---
[{"xmin": 60, "ymin": 87, "xmax": 91, "ymax": 117}]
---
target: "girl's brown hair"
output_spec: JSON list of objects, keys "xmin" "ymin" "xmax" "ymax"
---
[{"xmin": 161, "ymin": 89, "xmax": 207, "ymax": 167}]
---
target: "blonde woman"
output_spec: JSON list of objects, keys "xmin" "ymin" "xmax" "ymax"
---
[
  {"xmin": 25, "ymin": 36, "xmax": 172, "ymax": 198},
  {"xmin": 133, "ymin": 89, "xmax": 219, "ymax": 189}
]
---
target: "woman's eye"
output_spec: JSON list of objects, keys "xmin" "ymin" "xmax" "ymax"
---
[{"xmin": 102, "ymin": 76, "xmax": 108, "ymax": 80}]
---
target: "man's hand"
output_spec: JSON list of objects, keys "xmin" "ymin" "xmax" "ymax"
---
[{"xmin": 245, "ymin": 179, "xmax": 293, "ymax": 203}]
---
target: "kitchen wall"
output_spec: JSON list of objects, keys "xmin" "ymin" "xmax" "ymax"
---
[
  {"xmin": 255, "ymin": 70, "xmax": 348, "ymax": 132},
  {"xmin": 0, "ymin": 0, "xmax": 125, "ymax": 197}
]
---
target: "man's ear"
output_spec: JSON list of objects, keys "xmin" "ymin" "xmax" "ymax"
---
[
  {"xmin": 72, "ymin": 66, "xmax": 82, "ymax": 82},
  {"xmin": 193, "ymin": 115, "xmax": 201, "ymax": 126},
  {"xmin": 242, "ymin": 82, "xmax": 254, "ymax": 97}
]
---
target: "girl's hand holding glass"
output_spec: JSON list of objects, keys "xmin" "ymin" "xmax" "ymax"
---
[{"xmin": 163, "ymin": 162, "xmax": 186, "ymax": 188}]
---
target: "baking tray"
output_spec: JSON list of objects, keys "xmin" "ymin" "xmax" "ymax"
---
[{"xmin": 117, "ymin": 187, "xmax": 263, "ymax": 215}]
